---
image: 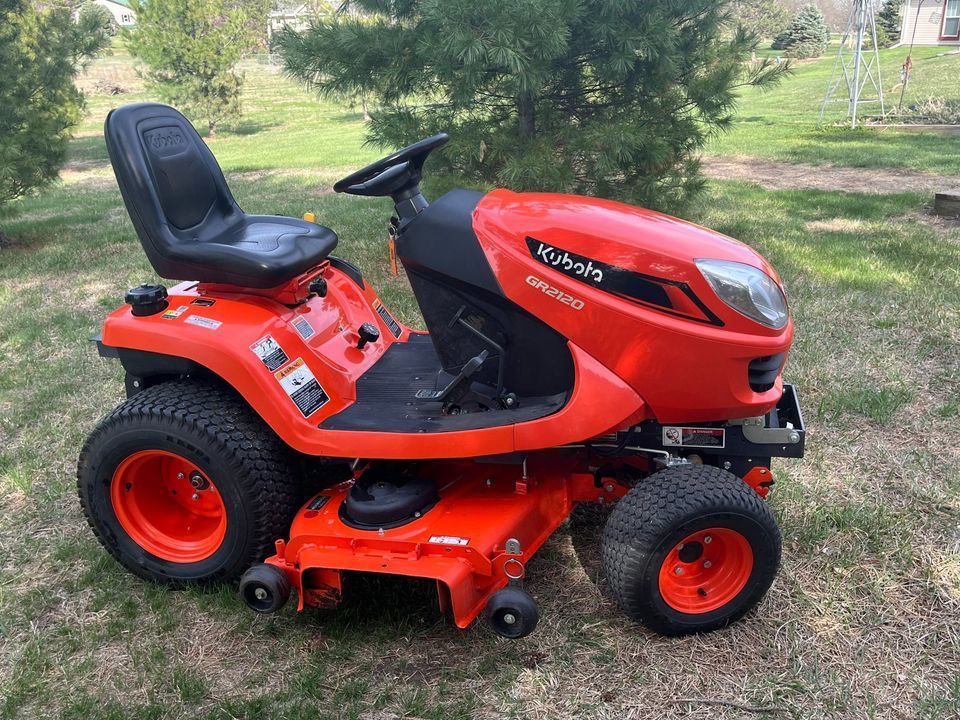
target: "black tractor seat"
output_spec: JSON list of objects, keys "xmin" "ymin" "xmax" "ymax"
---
[{"xmin": 105, "ymin": 103, "xmax": 337, "ymax": 288}]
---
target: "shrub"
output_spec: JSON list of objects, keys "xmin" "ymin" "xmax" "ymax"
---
[
  {"xmin": 78, "ymin": 1, "xmax": 117, "ymax": 37},
  {"xmin": 126, "ymin": 0, "xmax": 270, "ymax": 135},
  {"xmin": 876, "ymin": 0, "xmax": 901, "ymax": 48},
  {"xmin": 730, "ymin": 0, "xmax": 791, "ymax": 41},
  {"xmin": 278, "ymin": 0, "xmax": 789, "ymax": 212},
  {"xmin": 772, "ymin": 4, "xmax": 831, "ymax": 59},
  {"xmin": 908, "ymin": 97, "xmax": 960, "ymax": 125},
  {"xmin": 0, "ymin": 0, "xmax": 109, "ymax": 222}
]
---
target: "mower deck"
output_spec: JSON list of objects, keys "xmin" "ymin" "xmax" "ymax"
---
[{"xmin": 265, "ymin": 457, "xmax": 626, "ymax": 628}]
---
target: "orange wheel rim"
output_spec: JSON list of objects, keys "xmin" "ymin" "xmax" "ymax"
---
[
  {"xmin": 658, "ymin": 527, "xmax": 753, "ymax": 614},
  {"xmin": 110, "ymin": 450, "xmax": 226, "ymax": 563}
]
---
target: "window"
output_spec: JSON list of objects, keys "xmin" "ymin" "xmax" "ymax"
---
[{"xmin": 943, "ymin": 0, "xmax": 960, "ymax": 39}]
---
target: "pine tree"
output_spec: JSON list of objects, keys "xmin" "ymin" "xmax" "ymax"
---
[
  {"xmin": 126, "ymin": 0, "xmax": 270, "ymax": 135},
  {"xmin": 278, "ymin": 0, "xmax": 789, "ymax": 212},
  {"xmin": 876, "ymin": 0, "xmax": 901, "ymax": 48},
  {"xmin": 78, "ymin": 1, "xmax": 118, "ymax": 36},
  {"xmin": 730, "ymin": 0, "xmax": 791, "ymax": 40},
  {"xmin": 0, "ymin": 0, "xmax": 109, "ymax": 223},
  {"xmin": 772, "ymin": 4, "xmax": 831, "ymax": 58}
]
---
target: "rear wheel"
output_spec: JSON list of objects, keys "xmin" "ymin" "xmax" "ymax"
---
[
  {"xmin": 601, "ymin": 464, "xmax": 780, "ymax": 636},
  {"xmin": 78, "ymin": 380, "xmax": 300, "ymax": 585}
]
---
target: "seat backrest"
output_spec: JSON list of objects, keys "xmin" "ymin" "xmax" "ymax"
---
[{"xmin": 104, "ymin": 103, "xmax": 241, "ymax": 277}]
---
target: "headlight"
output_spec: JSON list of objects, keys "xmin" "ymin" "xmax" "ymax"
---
[{"xmin": 696, "ymin": 259, "xmax": 789, "ymax": 329}]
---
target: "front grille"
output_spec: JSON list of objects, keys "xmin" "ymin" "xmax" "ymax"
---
[{"xmin": 748, "ymin": 353, "xmax": 785, "ymax": 393}]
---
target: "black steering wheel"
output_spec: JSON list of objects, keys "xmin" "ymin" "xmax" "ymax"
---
[{"xmin": 333, "ymin": 133, "xmax": 449, "ymax": 198}]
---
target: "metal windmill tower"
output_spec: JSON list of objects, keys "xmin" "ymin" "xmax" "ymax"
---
[{"xmin": 819, "ymin": 0, "xmax": 885, "ymax": 129}]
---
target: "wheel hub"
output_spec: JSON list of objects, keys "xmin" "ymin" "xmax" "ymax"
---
[
  {"xmin": 658, "ymin": 527, "xmax": 753, "ymax": 614},
  {"xmin": 110, "ymin": 449, "xmax": 227, "ymax": 563}
]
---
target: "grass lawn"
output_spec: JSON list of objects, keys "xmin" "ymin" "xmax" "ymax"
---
[
  {"xmin": 708, "ymin": 46, "xmax": 960, "ymax": 175},
  {"xmin": 1, "ymin": 48, "xmax": 959, "ymax": 720}
]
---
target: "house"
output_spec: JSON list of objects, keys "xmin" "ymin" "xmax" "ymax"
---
[
  {"xmin": 92, "ymin": 0, "xmax": 135, "ymax": 26},
  {"xmin": 268, "ymin": 4, "xmax": 314, "ymax": 36},
  {"xmin": 900, "ymin": 0, "xmax": 960, "ymax": 45}
]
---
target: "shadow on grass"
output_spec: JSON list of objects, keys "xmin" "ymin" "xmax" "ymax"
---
[
  {"xmin": 206, "ymin": 119, "xmax": 282, "ymax": 138},
  {"xmin": 67, "ymin": 134, "xmax": 109, "ymax": 164},
  {"xmin": 780, "ymin": 126, "xmax": 957, "ymax": 171}
]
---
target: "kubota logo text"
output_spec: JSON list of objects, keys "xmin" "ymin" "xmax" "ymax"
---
[{"xmin": 532, "ymin": 242, "xmax": 604, "ymax": 283}]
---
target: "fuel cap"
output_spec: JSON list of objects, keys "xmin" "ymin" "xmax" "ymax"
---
[
  {"xmin": 125, "ymin": 283, "xmax": 168, "ymax": 317},
  {"xmin": 357, "ymin": 322, "xmax": 380, "ymax": 349}
]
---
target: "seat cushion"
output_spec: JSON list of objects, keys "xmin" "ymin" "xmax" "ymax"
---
[
  {"xmin": 165, "ymin": 215, "xmax": 338, "ymax": 288},
  {"xmin": 104, "ymin": 103, "xmax": 338, "ymax": 288}
]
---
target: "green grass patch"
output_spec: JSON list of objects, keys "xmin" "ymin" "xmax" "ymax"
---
[{"xmin": 709, "ymin": 46, "xmax": 960, "ymax": 175}]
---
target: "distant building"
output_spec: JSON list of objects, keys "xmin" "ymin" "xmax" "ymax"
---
[
  {"xmin": 900, "ymin": 0, "xmax": 960, "ymax": 45},
  {"xmin": 268, "ymin": 4, "xmax": 314, "ymax": 36},
  {"xmin": 91, "ymin": 0, "xmax": 135, "ymax": 27}
]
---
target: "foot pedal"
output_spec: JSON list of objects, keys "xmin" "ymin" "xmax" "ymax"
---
[{"xmin": 415, "ymin": 350, "xmax": 489, "ymax": 402}]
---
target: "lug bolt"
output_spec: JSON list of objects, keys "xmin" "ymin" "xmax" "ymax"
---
[
  {"xmin": 191, "ymin": 493, "xmax": 200, "ymax": 501},
  {"xmin": 177, "ymin": 472, "xmax": 185, "ymax": 479},
  {"xmin": 254, "ymin": 588, "xmax": 268, "ymax": 600},
  {"xmin": 486, "ymin": 478, "xmax": 492, "ymax": 487},
  {"xmin": 704, "ymin": 535, "xmax": 712, "ymax": 544},
  {"xmin": 605, "ymin": 483, "xmax": 614, "ymax": 492},
  {"xmin": 674, "ymin": 566, "xmax": 683, "ymax": 575},
  {"xmin": 703, "ymin": 560, "xmax": 712, "ymax": 569},
  {"xmin": 503, "ymin": 613, "xmax": 517, "ymax": 625}
]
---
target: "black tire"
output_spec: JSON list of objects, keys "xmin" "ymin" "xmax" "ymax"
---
[
  {"xmin": 486, "ymin": 587, "xmax": 539, "ymax": 639},
  {"xmin": 601, "ymin": 464, "xmax": 780, "ymax": 636},
  {"xmin": 240, "ymin": 564, "xmax": 291, "ymax": 613},
  {"xmin": 77, "ymin": 379, "xmax": 300, "ymax": 585}
]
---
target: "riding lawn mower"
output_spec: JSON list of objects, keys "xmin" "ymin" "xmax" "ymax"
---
[{"xmin": 78, "ymin": 103, "xmax": 805, "ymax": 639}]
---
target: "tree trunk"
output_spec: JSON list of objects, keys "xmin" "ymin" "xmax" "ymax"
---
[
  {"xmin": 362, "ymin": 94, "xmax": 370, "ymax": 122},
  {"xmin": 208, "ymin": 118, "xmax": 217, "ymax": 136},
  {"xmin": 517, "ymin": 92, "xmax": 535, "ymax": 140}
]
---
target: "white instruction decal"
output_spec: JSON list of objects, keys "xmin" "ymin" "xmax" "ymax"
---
[
  {"xmin": 184, "ymin": 315, "xmax": 221, "ymax": 330},
  {"xmin": 428, "ymin": 535, "xmax": 470, "ymax": 546},
  {"xmin": 250, "ymin": 334, "xmax": 289, "ymax": 371},
  {"xmin": 274, "ymin": 357, "xmax": 328, "ymax": 417},
  {"xmin": 291, "ymin": 315, "xmax": 315, "ymax": 340}
]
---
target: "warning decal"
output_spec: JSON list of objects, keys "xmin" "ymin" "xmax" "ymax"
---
[
  {"xmin": 662, "ymin": 426, "xmax": 725, "ymax": 449},
  {"xmin": 161, "ymin": 305, "xmax": 189, "ymax": 320},
  {"xmin": 428, "ymin": 535, "xmax": 470, "ymax": 546},
  {"xmin": 373, "ymin": 300, "xmax": 402, "ymax": 338},
  {"xmin": 291, "ymin": 315, "xmax": 315, "ymax": 340},
  {"xmin": 184, "ymin": 315, "xmax": 221, "ymax": 330},
  {"xmin": 250, "ymin": 334, "xmax": 289, "ymax": 371},
  {"xmin": 274, "ymin": 357, "xmax": 328, "ymax": 417}
]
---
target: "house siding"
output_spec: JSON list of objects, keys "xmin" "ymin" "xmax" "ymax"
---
[
  {"xmin": 94, "ymin": 0, "xmax": 136, "ymax": 26},
  {"xmin": 901, "ymin": 0, "xmax": 960, "ymax": 45}
]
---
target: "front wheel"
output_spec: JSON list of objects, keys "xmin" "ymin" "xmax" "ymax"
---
[
  {"xmin": 601, "ymin": 464, "xmax": 780, "ymax": 636},
  {"xmin": 77, "ymin": 380, "xmax": 300, "ymax": 585}
]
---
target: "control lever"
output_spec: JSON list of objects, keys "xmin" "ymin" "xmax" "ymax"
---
[{"xmin": 415, "ymin": 350, "xmax": 489, "ymax": 402}]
